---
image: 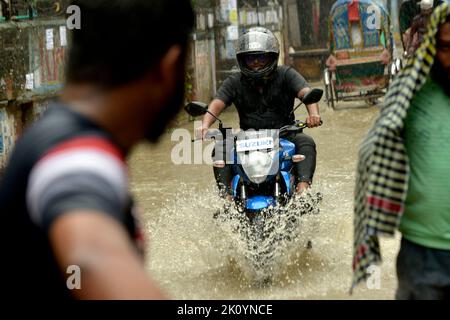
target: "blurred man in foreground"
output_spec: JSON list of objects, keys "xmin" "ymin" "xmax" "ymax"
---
[{"xmin": 0, "ymin": 0, "xmax": 193, "ymax": 300}]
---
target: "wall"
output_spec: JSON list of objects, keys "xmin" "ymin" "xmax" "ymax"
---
[
  {"xmin": 0, "ymin": 17, "xmax": 67, "ymax": 170},
  {"xmin": 0, "ymin": 104, "xmax": 21, "ymax": 169}
]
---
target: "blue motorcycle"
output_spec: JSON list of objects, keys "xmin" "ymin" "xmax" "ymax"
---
[
  {"xmin": 185, "ymin": 89, "xmax": 323, "ymax": 277},
  {"xmin": 185, "ymin": 89, "xmax": 323, "ymax": 223}
]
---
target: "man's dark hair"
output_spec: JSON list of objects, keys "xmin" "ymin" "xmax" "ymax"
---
[{"xmin": 66, "ymin": 0, "xmax": 194, "ymax": 88}]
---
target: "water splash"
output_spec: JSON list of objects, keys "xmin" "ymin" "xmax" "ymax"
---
[
  {"xmin": 146, "ymin": 182, "xmax": 324, "ymax": 286},
  {"xmin": 142, "ymin": 179, "xmax": 398, "ymax": 299},
  {"xmin": 212, "ymin": 188, "xmax": 323, "ymax": 285}
]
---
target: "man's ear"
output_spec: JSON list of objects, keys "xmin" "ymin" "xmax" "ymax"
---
[{"xmin": 155, "ymin": 45, "xmax": 184, "ymax": 92}]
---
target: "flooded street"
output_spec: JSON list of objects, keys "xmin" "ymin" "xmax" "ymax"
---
[{"xmin": 129, "ymin": 93, "xmax": 401, "ymax": 300}]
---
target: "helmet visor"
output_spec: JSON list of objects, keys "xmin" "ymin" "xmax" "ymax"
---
[{"xmin": 244, "ymin": 53, "xmax": 271, "ymax": 70}]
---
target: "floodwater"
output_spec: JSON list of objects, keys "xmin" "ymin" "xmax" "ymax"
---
[{"xmin": 128, "ymin": 93, "xmax": 401, "ymax": 300}]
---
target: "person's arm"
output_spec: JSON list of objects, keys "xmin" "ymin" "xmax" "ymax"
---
[
  {"xmin": 405, "ymin": 17, "xmax": 420, "ymax": 55},
  {"xmin": 409, "ymin": 17, "xmax": 419, "ymax": 42},
  {"xmin": 298, "ymin": 87, "xmax": 321, "ymax": 128},
  {"xmin": 403, "ymin": 28, "xmax": 411, "ymax": 51},
  {"xmin": 326, "ymin": 54, "xmax": 337, "ymax": 71},
  {"xmin": 26, "ymin": 136, "xmax": 166, "ymax": 300},
  {"xmin": 197, "ymin": 98, "xmax": 226, "ymax": 139},
  {"xmin": 197, "ymin": 76, "xmax": 234, "ymax": 139},
  {"xmin": 285, "ymin": 67, "xmax": 321, "ymax": 128},
  {"xmin": 50, "ymin": 211, "xmax": 166, "ymax": 299}
]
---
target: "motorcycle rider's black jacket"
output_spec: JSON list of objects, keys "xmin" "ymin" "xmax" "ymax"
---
[{"xmin": 215, "ymin": 66, "xmax": 309, "ymax": 130}]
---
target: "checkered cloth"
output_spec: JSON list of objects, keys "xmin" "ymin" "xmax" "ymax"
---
[{"xmin": 352, "ymin": 3, "xmax": 450, "ymax": 292}]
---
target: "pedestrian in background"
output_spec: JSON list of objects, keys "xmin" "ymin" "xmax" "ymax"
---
[{"xmin": 353, "ymin": 3, "xmax": 450, "ymax": 300}]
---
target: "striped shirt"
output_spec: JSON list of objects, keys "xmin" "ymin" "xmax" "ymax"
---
[{"xmin": 0, "ymin": 104, "xmax": 145, "ymax": 300}]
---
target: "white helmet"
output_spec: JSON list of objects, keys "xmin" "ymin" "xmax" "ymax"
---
[{"xmin": 419, "ymin": 0, "xmax": 433, "ymax": 10}]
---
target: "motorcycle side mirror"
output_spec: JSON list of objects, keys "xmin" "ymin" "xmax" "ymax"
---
[
  {"xmin": 184, "ymin": 101, "xmax": 208, "ymax": 117},
  {"xmin": 185, "ymin": 101, "xmax": 224, "ymax": 126},
  {"xmin": 302, "ymin": 88, "xmax": 324, "ymax": 105}
]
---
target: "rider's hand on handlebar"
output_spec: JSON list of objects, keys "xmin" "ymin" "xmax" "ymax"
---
[
  {"xmin": 195, "ymin": 126, "xmax": 209, "ymax": 140},
  {"xmin": 306, "ymin": 114, "xmax": 322, "ymax": 128}
]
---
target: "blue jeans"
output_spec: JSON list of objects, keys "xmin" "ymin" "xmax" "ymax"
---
[{"xmin": 396, "ymin": 237, "xmax": 450, "ymax": 300}]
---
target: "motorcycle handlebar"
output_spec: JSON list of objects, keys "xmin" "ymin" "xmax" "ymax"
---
[
  {"xmin": 192, "ymin": 120, "xmax": 323, "ymax": 142},
  {"xmin": 279, "ymin": 120, "xmax": 323, "ymax": 133},
  {"xmin": 191, "ymin": 128, "xmax": 221, "ymax": 142}
]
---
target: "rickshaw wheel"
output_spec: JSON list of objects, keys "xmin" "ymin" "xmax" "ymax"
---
[
  {"xmin": 329, "ymin": 90, "xmax": 335, "ymax": 109},
  {"xmin": 323, "ymin": 69, "xmax": 336, "ymax": 110},
  {"xmin": 324, "ymin": 80, "xmax": 331, "ymax": 108},
  {"xmin": 329, "ymin": 80, "xmax": 336, "ymax": 110}
]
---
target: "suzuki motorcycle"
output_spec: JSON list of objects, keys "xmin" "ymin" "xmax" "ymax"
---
[
  {"xmin": 185, "ymin": 88, "xmax": 323, "ymax": 218},
  {"xmin": 185, "ymin": 89, "xmax": 323, "ymax": 277}
]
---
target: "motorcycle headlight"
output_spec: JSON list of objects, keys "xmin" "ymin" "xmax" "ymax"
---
[{"xmin": 239, "ymin": 151, "xmax": 275, "ymax": 184}]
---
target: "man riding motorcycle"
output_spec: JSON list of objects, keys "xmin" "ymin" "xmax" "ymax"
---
[{"xmin": 197, "ymin": 27, "xmax": 321, "ymax": 200}]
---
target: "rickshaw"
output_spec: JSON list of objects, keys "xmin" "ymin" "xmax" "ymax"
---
[{"xmin": 324, "ymin": 0, "xmax": 398, "ymax": 109}]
